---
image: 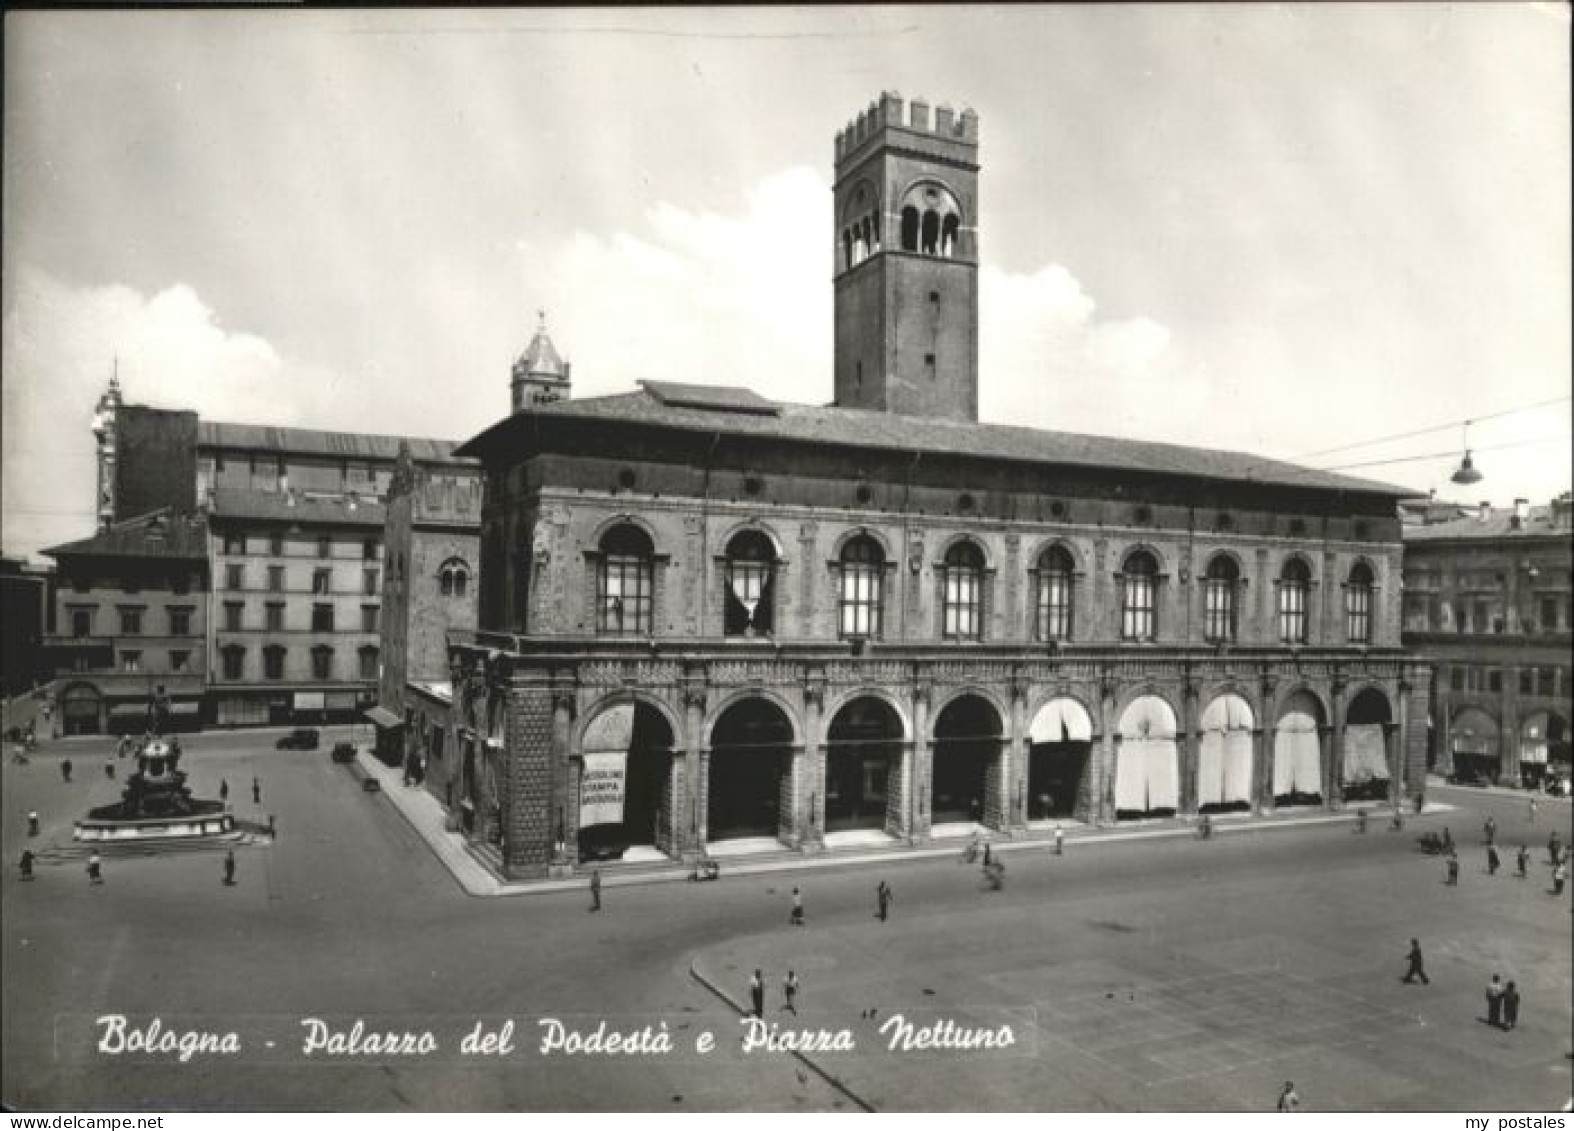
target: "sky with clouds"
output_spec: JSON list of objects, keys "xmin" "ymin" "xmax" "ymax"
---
[{"xmin": 3, "ymin": 5, "xmax": 1569, "ymax": 561}]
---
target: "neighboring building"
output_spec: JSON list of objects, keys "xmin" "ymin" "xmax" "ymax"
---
[
  {"xmin": 0, "ymin": 555, "xmax": 54, "ymax": 699},
  {"xmin": 375, "ymin": 441, "xmax": 481, "ymax": 766},
  {"xmin": 434, "ymin": 94, "xmax": 1431, "ymax": 879},
  {"xmin": 41, "ymin": 510, "xmax": 209, "ymax": 735},
  {"xmin": 1402, "ymin": 493, "xmax": 1573, "ymax": 787},
  {"xmin": 76, "ymin": 380, "xmax": 482, "ymax": 728}
]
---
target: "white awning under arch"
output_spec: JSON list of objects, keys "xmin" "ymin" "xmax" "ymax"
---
[
  {"xmin": 1200, "ymin": 694, "xmax": 1254, "ymax": 733},
  {"xmin": 582, "ymin": 703, "xmax": 635, "ymax": 755},
  {"xmin": 1199, "ymin": 694, "xmax": 1254, "ymax": 806},
  {"xmin": 1116, "ymin": 695, "xmax": 1179, "ymax": 813},
  {"xmin": 1118, "ymin": 696, "xmax": 1177, "ymax": 741},
  {"xmin": 1030, "ymin": 698, "xmax": 1093, "ymax": 744}
]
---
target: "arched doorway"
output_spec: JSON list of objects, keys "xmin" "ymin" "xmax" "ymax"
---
[
  {"xmin": 1115, "ymin": 696, "xmax": 1179, "ymax": 819},
  {"xmin": 825, "ymin": 697, "xmax": 900, "ymax": 832},
  {"xmin": 1199, "ymin": 694, "xmax": 1254, "ymax": 813},
  {"xmin": 577, "ymin": 701, "xmax": 674, "ymax": 862},
  {"xmin": 708, "ymin": 698, "xmax": 793, "ymax": 843},
  {"xmin": 1344, "ymin": 687, "xmax": 1393, "ymax": 802},
  {"xmin": 1272, "ymin": 691, "xmax": 1324, "ymax": 807},
  {"xmin": 61, "ymin": 683, "xmax": 102, "ymax": 737},
  {"xmin": 932, "ymin": 695, "xmax": 1002, "ymax": 825},
  {"xmin": 1450, "ymin": 706, "xmax": 1500, "ymax": 786},
  {"xmin": 1028, "ymin": 698, "xmax": 1092, "ymax": 820},
  {"xmin": 1519, "ymin": 711, "xmax": 1569, "ymax": 789}
]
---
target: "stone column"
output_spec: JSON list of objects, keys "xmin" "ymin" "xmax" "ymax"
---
[
  {"xmin": 906, "ymin": 678, "xmax": 932, "ymax": 842},
  {"xmin": 1256, "ymin": 671, "xmax": 1278, "ymax": 813},
  {"xmin": 550, "ymin": 683, "xmax": 575, "ymax": 865},
  {"xmin": 1179, "ymin": 670, "xmax": 1200, "ymax": 816},
  {"xmin": 502, "ymin": 667, "xmax": 555, "ymax": 879},
  {"xmin": 1328, "ymin": 670, "xmax": 1347, "ymax": 808},
  {"xmin": 1254, "ymin": 548, "xmax": 1270, "ymax": 643},
  {"xmin": 682, "ymin": 682, "xmax": 706, "ymax": 860},
  {"xmin": 801, "ymin": 672, "xmax": 826, "ymax": 852},
  {"xmin": 1393, "ymin": 676, "xmax": 1410, "ymax": 809},
  {"xmin": 1096, "ymin": 667, "xmax": 1118, "ymax": 825},
  {"xmin": 1009, "ymin": 671, "xmax": 1029, "ymax": 831}
]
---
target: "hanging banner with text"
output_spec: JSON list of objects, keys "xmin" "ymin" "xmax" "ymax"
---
[{"xmin": 580, "ymin": 751, "xmax": 628, "ymax": 828}]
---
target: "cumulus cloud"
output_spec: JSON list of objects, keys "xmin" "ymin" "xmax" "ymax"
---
[{"xmin": 1, "ymin": 267, "xmax": 357, "ymax": 558}]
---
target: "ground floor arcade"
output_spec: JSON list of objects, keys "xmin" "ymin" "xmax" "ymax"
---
[{"xmin": 434, "ymin": 643, "xmax": 1432, "ymax": 878}]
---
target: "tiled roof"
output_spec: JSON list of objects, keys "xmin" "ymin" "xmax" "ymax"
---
[
  {"xmin": 199, "ymin": 421, "xmax": 471, "ymax": 466},
  {"xmin": 1404, "ymin": 503, "xmax": 1569, "ymax": 541},
  {"xmin": 206, "ymin": 488, "xmax": 386, "ymax": 528},
  {"xmin": 43, "ymin": 510, "xmax": 208, "ymax": 560},
  {"xmin": 459, "ymin": 386, "xmax": 1409, "ymax": 497}
]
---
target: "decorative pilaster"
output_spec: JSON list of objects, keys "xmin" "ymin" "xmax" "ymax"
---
[
  {"xmin": 1096, "ymin": 666, "xmax": 1118, "ymax": 825},
  {"xmin": 801, "ymin": 672, "xmax": 827, "ymax": 852},
  {"xmin": 1256, "ymin": 669, "xmax": 1278, "ymax": 812},
  {"xmin": 682, "ymin": 674, "xmax": 707, "ymax": 859},
  {"xmin": 1179, "ymin": 666, "xmax": 1200, "ymax": 816},
  {"xmin": 550, "ymin": 682, "xmax": 575, "ymax": 864},
  {"xmin": 906, "ymin": 676, "xmax": 932, "ymax": 842},
  {"xmin": 1328, "ymin": 667, "xmax": 1348, "ymax": 807}
]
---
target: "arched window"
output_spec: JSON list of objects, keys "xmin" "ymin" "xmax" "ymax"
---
[
  {"xmin": 1346, "ymin": 562, "xmax": 1374, "ymax": 644},
  {"xmin": 1035, "ymin": 546, "xmax": 1074, "ymax": 642},
  {"xmin": 438, "ymin": 558, "xmax": 471, "ymax": 599},
  {"xmin": 597, "ymin": 524, "xmax": 654, "ymax": 636},
  {"xmin": 900, "ymin": 207, "xmax": 920, "ymax": 252},
  {"xmin": 838, "ymin": 535, "xmax": 884, "ymax": 640},
  {"xmin": 724, "ymin": 530, "xmax": 776, "ymax": 637},
  {"xmin": 1279, "ymin": 558, "xmax": 1311, "ymax": 644},
  {"xmin": 1203, "ymin": 555, "xmax": 1239, "ymax": 644},
  {"xmin": 1120, "ymin": 551, "xmax": 1159, "ymax": 642},
  {"xmin": 942, "ymin": 541, "xmax": 985, "ymax": 640}
]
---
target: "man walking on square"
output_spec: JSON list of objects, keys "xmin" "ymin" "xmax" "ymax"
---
[
  {"xmin": 19, "ymin": 849, "xmax": 36, "ymax": 881},
  {"xmin": 86, "ymin": 851, "xmax": 102, "ymax": 885},
  {"xmin": 219, "ymin": 778, "xmax": 229, "ymax": 804},
  {"xmin": 790, "ymin": 886, "xmax": 804, "ymax": 926},
  {"xmin": 876, "ymin": 880, "xmax": 893, "ymax": 922},
  {"xmin": 1277, "ymin": 1081, "xmax": 1300, "ymax": 1111},
  {"xmin": 1484, "ymin": 815, "xmax": 1496, "ymax": 846},
  {"xmin": 1487, "ymin": 844, "xmax": 1501, "ymax": 876},
  {"xmin": 223, "ymin": 850, "xmax": 236, "ymax": 886},
  {"xmin": 1553, "ymin": 860, "xmax": 1567, "ymax": 896},
  {"xmin": 1446, "ymin": 853, "xmax": 1459, "ymax": 885},
  {"xmin": 589, "ymin": 868, "xmax": 601, "ymax": 912},
  {"xmin": 750, "ymin": 969, "xmax": 765, "ymax": 1018},
  {"xmin": 61, "ymin": 758, "xmax": 73, "ymax": 783},
  {"xmin": 782, "ymin": 970, "xmax": 799, "ymax": 1015},
  {"xmin": 1502, "ymin": 981, "xmax": 1520, "ymax": 1031},
  {"xmin": 1517, "ymin": 845, "xmax": 1530, "ymax": 878},
  {"xmin": 1486, "ymin": 974, "xmax": 1504, "ymax": 1028},
  {"xmin": 252, "ymin": 777, "xmax": 261, "ymax": 805},
  {"xmin": 1403, "ymin": 939, "xmax": 1429, "ymax": 985}
]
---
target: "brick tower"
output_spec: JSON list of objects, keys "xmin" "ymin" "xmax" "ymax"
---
[{"xmin": 832, "ymin": 93, "xmax": 980, "ymax": 422}]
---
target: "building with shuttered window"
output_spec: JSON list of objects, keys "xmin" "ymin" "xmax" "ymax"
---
[{"xmin": 426, "ymin": 94, "xmax": 1432, "ymax": 879}]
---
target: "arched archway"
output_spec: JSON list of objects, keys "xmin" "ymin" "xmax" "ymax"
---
[
  {"xmin": 60, "ymin": 683, "xmax": 102, "ymax": 736},
  {"xmin": 1518, "ymin": 711, "xmax": 1570, "ymax": 788},
  {"xmin": 1273, "ymin": 691, "xmax": 1325, "ymax": 807},
  {"xmin": 1115, "ymin": 695, "xmax": 1179, "ymax": 819},
  {"xmin": 932, "ymin": 694, "xmax": 1003, "ymax": 826},
  {"xmin": 1344, "ymin": 687, "xmax": 1393, "ymax": 801},
  {"xmin": 708, "ymin": 697, "xmax": 794, "ymax": 843},
  {"xmin": 1027, "ymin": 697, "xmax": 1093, "ymax": 821},
  {"xmin": 576, "ymin": 700, "xmax": 674, "ymax": 862},
  {"xmin": 825, "ymin": 697, "xmax": 901, "ymax": 833},
  {"xmin": 1450, "ymin": 706, "xmax": 1501, "ymax": 786},
  {"xmin": 1199, "ymin": 694, "xmax": 1254, "ymax": 813}
]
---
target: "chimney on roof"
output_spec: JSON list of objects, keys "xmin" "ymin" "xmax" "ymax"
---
[
  {"xmin": 1478, "ymin": 501, "xmax": 1492, "ymax": 522},
  {"xmin": 1511, "ymin": 498, "xmax": 1529, "ymax": 530},
  {"xmin": 1552, "ymin": 491, "xmax": 1572, "ymax": 532}
]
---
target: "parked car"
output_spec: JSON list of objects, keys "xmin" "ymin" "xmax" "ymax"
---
[
  {"xmin": 276, "ymin": 728, "xmax": 320, "ymax": 751},
  {"xmin": 330, "ymin": 742, "xmax": 357, "ymax": 764}
]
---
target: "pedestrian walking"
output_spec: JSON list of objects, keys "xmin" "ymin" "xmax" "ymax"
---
[
  {"xmin": 252, "ymin": 777, "xmax": 261, "ymax": 805},
  {"xmin": 1403, "ymin": 939, "xmax": 1430, "ymax": 985},
  {"xmin": 61, "ymin": 758, "xmax": 73, "ymax": 783},
  {"xmin": 1550, "ymin": 833, "xmax": 1564, "ymax": 866},
  {"xmin": 1529, "ymin": 796, "xmax": 1538, "ymax": 824},
  {"xmin": 1517, "ymin": 845, "xmax": 1530, "ymax": 878},
  {"xmin": 782, "ymin": 970, "xmax": 799, "ymax": 1015},
  {"xmin": 1486, "ymin": 974, "xmax": 1504, "ymax": 1028},
  {"xmin": 1502, "ymin": 981, "xmax": 1520, "ymax": 1031},
  {"xmin": 86, "ymin": 851, "xmax": 102, "ymax": 885},
  {"xmin": 1446, "ymin": 854, "xmax": 1459, "ymax": 885},
  {"xmin": 1277, "ymin": 1081, "xmax": 1300, "ymax": 1112},
  {"xmin": 1553, "ymin": 861, "xmax": 1567, "ymax": 896},
  {"xmin": 223, "ymin": 850, "xmax": 236, "ymax": 886},
  {"xmin": 876, "ymin": 880, "xmax": 893, "ymax": 922},
  {"xmin": 789, "ymin": 886, "xmax": 804, "ymax": 926},
  {"xmin": 27, "ymin": 810, "xmax": 39, "ymax": 837},
  {"xmin": 219, "ymin": 779, "xmax": 229, "ymax": 803},
  {"xmin": 982, "ymin": 841, "xmax": 993, "ymax": 867},
  {"xmin": 589, "ymin": 868, "xmax": 601, "ymax": 912},
  {"xmin": 1054, "ymin": 824, "xmax": 1065, "ymax": 855},
  {"xmin": 1484, "ymin": 815, "xmax": 1497, "ymax": 846},
  {"xmin": 1487, "ymin": 845, "xmax": 1501, "ymax": 875},
  {"xmin": 749, "ymin": 969, "xmax": 765, "ymax": 1018},
  {"xmin": 20, "ymin": 849, "xmax": 36, "ymax": 880}
]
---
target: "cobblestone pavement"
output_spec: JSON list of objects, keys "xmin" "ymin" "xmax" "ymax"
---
[{"xmin": 3, "ymin": 731, "xmax": 1570, "ymax": 1111}]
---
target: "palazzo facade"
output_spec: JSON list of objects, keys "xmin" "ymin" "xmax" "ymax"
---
[{"xmin": 428, "ymin": 93, "xmax": 1430, "ymax": 878}]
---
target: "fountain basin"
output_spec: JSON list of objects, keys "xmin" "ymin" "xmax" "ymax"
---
[{"xmin": 75, "ymin": 801, "xmax": 232, "ymax": 842}]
